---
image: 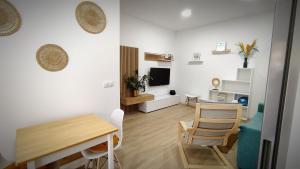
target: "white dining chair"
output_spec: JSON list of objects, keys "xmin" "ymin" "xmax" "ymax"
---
[{"xmin": 81, "ymin": 109, "xmax": 124, "ymax": 169}]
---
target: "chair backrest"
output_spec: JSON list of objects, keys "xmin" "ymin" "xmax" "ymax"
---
[
  {"xmin": 110, "ymin": 109, "xmax": 124, "ymax": 149},
  {"xmin": 188, "ymin": 103, "xmax": 242, "ymax": 146}
]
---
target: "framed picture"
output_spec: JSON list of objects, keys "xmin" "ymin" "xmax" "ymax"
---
[
  {"xmin": 193, "ymin": 53, "xmax": 201, "ymax": 61},
  {"xmin": 216, "ymin": 42, "xmax": 227, "ymax": 51}
]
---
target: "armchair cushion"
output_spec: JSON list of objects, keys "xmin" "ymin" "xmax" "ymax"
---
[{"xmin": 237, "ymin": 112, "xmax": 263, "ymax": 169}]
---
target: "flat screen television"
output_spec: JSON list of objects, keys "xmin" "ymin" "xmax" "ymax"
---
[{"xmin": 149, "ymin": 68, "xmax": 170, "ymax": 86}]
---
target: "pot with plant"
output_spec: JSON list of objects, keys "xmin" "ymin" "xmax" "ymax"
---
[
  {"xmin": 125, "ymin": 71, "xmax": 151, "ymax": 97},
  {"xmin": 237, "ymin": 40, "xmax": 259, "ymax": 68}
]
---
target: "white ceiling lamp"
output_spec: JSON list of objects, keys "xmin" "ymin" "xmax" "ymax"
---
[{"xmin": 181, "ymin": 8, "xmax": 192, "ymax": 18}]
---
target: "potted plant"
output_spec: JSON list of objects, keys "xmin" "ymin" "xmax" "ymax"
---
[
  {"xmin": 237, "ymin": 40, "xmax": 259, "ymax": 68},
  {"xmin": 125, "ymin": 71, "xmax": 151, "ymax": 97}
]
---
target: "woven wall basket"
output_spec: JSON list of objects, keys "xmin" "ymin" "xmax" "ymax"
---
[
  {"xmin": 76, "ymin": 1, "xmax": 106, "ymax": 34},
  {"xmin": 36, "ymin": 44, "xmax": 68, "ymax": 72},
  {"xmin": 0, "ymin": 0, "xmax": 21, "ymax": 36}
]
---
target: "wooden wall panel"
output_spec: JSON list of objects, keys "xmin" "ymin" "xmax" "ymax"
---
[{"xmin": 120, "ymin": 46, "xmax": 139, "ymax": 99}]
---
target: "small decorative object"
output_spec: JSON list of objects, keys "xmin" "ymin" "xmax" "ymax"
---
[
  {"xmin": 238, "ymin": 96, "xmax": 248, "ymax": 106},
  {"xmin": 193, "ymin": 53, "xmax": 201, "ymax": 61},
  {"xmin": 212, "ymin": 78, "xmax": 220, "ymax": 90},
  {"xmin": 216, "ymin": 42, "xmax": 227, "ymax": 51},
  {"xmin": 164, "ymin": 54, "xmax": 173, "ymax": 61},
  {"xmin": 76, "ymin": 1, "xmax": 106, "ymax": 34},
  {"xmin": 237, "ymin": 40, "xmax": 259, "ymax": 68},
  {"xmin": 168, "ymin": 54, "xmax": 173, "ymax": 60},
  {"xmin": 125, "ymin": 70, "xmax": 151, "ymax": 97},
  {"xmin": 232, "ymin": 100, "xmax": 238, "ymax": 103},
  {"xmin": 36, "ymin": 44, "xmax": 68, "ymax": 72},
  {"xmin": 170, "ymin": 90, "xmax": 176, "ymax": 95},
  {"xmin": 212, "ymin": 42, "xmax": 231, "ymax": 55},
  {"xmin": 0, "ymin": 0, "xmax": 21, "ymax": 36}
]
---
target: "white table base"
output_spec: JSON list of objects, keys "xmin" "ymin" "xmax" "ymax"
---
[{"xmin": 27, "ymin": 133, "xmax": 114, "ymax": 169}]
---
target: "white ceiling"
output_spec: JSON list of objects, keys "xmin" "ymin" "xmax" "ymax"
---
[{"xmin": 121, "ymin": 0, "xmax": 275, "ymax": 31}]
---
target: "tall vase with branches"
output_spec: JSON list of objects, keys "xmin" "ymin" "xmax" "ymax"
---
[
  {"xmin": 237, "ymin": 40, "xmax": 259, "ymax": 68},
  {"xmin": 124, "ymin": 70, "xmax": 151, "ymax": 97}
]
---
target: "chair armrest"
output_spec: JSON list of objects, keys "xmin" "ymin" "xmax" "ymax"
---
[{"xmin": 179, "ymin": 121, "xmax": 193, "ymax": 131}]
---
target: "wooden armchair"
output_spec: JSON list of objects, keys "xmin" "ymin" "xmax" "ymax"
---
[{"xmin": 178, "ymin": 103, "xmax": 242, "ymax": 169}]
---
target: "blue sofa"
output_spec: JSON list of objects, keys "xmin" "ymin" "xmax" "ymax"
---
[{"xmin": 237, "ymin": 104, "xmax": 264, "ymax": 169}]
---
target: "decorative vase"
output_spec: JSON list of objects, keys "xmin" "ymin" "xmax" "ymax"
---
[
  {"xmin": 238, "ymin": 96, "xmax": 249, "ymax": 106},
  {"xmin": 243, "ymin": 57, "xmax": 248, "ymax": 68},
  {"xmin": 133, "ymin": 90, "xmax": 139, "ymax": 97}
]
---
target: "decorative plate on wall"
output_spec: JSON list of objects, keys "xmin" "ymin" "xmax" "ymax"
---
[
  {"xmin": 36, "ymin": 44, "xmax": 69, "ymax": 72},
  {"xmin": 0, "ymin": 0, "xmax": 21, "ymax": 36},
  {"xmin": 75, "ymin": 1, "xmax": 106, "ymax": 34}
]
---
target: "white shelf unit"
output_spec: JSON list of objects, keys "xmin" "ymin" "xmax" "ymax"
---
[{"xmin": 209, "ymin": 68, "xmax": 253, "ymax": 120}]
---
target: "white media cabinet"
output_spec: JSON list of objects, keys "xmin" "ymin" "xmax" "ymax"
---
[{"xmin": 138, "ymin": 94, "xmax": 181, "ymax": 113}]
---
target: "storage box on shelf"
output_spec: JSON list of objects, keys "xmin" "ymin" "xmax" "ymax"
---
[{"xmin": 209, "ymin": 68, "xmax": 253, "ymax": 120}]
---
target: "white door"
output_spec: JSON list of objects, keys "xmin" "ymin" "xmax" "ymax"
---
[{"xmin": 258, "ymin": 0, "xmax": 299, "ymax": 168}]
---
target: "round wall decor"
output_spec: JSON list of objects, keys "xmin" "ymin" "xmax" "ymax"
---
[
  {"xmin": 36, "ymin": 44, "xmax": 68, "ymax": 72},
  {"xmin": 0, "ymin": 0, "xmax": 21, "ymax": 36},
  {"xmin": 75, "ymin": 1, "xmax": 106, "ymax": 34}
]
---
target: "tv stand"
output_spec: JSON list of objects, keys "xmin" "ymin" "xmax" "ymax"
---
[{"xmin": 138, "ymin": 94, "xmax": 180, "ymax": 113}]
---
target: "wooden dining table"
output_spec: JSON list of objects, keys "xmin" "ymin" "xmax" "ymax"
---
[{"xmin": 15, "ymin": 114, "xmax": 118, "ymax": 169}]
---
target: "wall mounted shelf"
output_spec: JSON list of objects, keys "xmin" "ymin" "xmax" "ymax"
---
[
  {"xmin": 209, "ymin": 89, "xmax": 250, "ymax": 96},
  {"xmin": 188, "ymin": 60, "xmax": 203, "ymax": 65},
  {"xmin": 212, "ymin": 49, "xmax": 231, "ymax": 55},
  {"xmin": 144, "ymin": 52, "xmax": 173, "ymax": 62},
  {"xmin": 121, "ymin": 94, "xmax": 154, "ymax": 106}
]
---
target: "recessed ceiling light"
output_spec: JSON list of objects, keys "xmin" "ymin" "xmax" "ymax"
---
[{"xmin": 181, "ymin": 9, "xmax": 192, "ymax": 18}]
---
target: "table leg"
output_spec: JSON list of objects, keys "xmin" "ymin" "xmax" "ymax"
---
[
  {"xmin": 194, "ymin": 97, "xmax": 197, "ymax": 103},
  {"xmin": 186, "ymin": 97, "xmax": 189, "ymax": 105},
  {"xmin": 27, "ymin": 161, "xmax": 36, "ymax": 169},
  {"xmin": 107, "ymin": 134, "xmax": 114, "ymax": 169}
]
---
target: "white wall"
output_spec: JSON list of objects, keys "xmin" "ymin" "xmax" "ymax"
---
[
  {"xmin": 0, "ymin": 0, "xmax": 120, "ymax": 161},
  {"xmin": 175, "ymin": 13, "xmax": 274, "ymax": 116},
  {"xmin": 120, "ymin": 14, "xmax": 176, "ymax": 96}
]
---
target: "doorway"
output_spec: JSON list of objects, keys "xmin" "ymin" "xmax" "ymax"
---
[{"xmin": 119, "ymin": 0, "xmax": 278, "ymax": 169}]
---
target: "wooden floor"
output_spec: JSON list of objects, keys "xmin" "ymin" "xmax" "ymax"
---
[{"xmin": 114, "ymin": 104, "xmax": 237, "ymax": 169}]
